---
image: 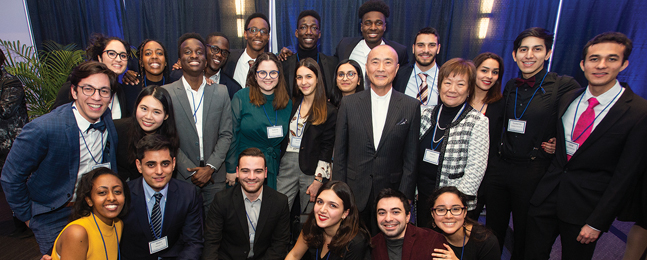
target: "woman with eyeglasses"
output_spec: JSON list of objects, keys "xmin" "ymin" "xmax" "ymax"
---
[
  {"xmin": 330, "ymin": 59, "xmax": 364, "ymax": 107},
  {"xmin": 54, "ymin": 33, "xmax": 134, "ymax": 119},
  {"xmin": 225, "ymin": 52, "xmax": 292, "ymax": 189},
  {"xmin": 429, "ymin": 186, "xmax": 500, "ymax": 260}
]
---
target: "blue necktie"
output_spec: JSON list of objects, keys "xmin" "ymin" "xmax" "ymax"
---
[
  {"xmin": 150, "ymin": 193, "xmax": 163, "ymax": 238},
  {"xmin": 87, "ymin": 121, "xmax": 106, "ymax": 132}
]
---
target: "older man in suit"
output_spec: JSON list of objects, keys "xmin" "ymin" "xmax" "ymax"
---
[
  {"xmin": 525, "ymin": 32, "xmax": 647, "ymax": 260},
  {"xmin": 1, "ymin": 61, "xmax": 119, "ymax": 254},
  {"xmin": 333, "ymin": 45, "xmax": 420, "ymax": 235},
  {"xmin": 163, "ymin": 33, "xmax": 232, "ymax": 211}
]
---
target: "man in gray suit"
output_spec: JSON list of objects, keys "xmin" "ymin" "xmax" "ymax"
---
[
  {"xmin": 333, "ymin": 45, "xmax": 420, "ymax": 234},
  {"xmin": 163, "ymin": 33, "xmax": 233, "ymax": 211}
]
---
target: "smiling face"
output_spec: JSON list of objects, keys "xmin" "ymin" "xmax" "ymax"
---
[
  {"xmin": 85, "ymin": 174, "xmax": 125, "ymax": 225},
  {"xmin": 98, "ymin": 40, "xmax": 128, "ymax": 75},
  {"xmin": 366, "ymin": 45, "xmax": 399, "ymax": 91},
  {"xmin": 140, "ymin": 41, "xmax": 166, "ymax": 78},
  {"xmin": 296, "ymin": 15, "xmax": 321, "ymax": 50},
  {"xmin": 439, "ymin": 73, "xmax": 469, "ymax": 107},
  {"xmin": 580, "ymin": 42, "xmax": 628, "ymax": 92},
  {"xmin": 206, "ymin": 36, "xmax": 230, "ymax": 73},
  {"xmin": 432, "ymin": 192, "xmax": 466, "ymax": 236},
  {"xmin": 179, "ymin": 38, "xmax": 207, "ymax": 77},
  {"xmin": 376, "ymin": 197, "xmax": 410, "ymax": 239},
  {"xmin": 245, "ymin": 17, "xmax": 270, "ymax": 52},
  {"xmin": 136, "ymin": 96, "xmax": 168, "ymax": 134},
  {"xmin": 336, "ymin": 63, "xmax": 361, "ymax": 95},
  {"xmin": 136, "ymin": 148, "xmax": 175, "ymax": 192},
  {"xmin": 413, "ymin": 33, "xmax": 440, "ymax": 69},
  {"xmin": 314, "ymin": 189, "xmax": 350, "ymax": 232},
  {"xmin": 256, "ymin": 60, "xmax": 279, "ymax": 95},
  {"xmin": 361, "ymin": 11, "xmax": 386, "ymax": 47},
  {"xmin": 236, "ymin": 155, "xmax": 267, "ymax": 197},
  {"xmin": 475, "ymin": 58, "xmax": 500, "ymax": 92},
  {"xmin": 71, "ymin": 73, "xmax": 112, "ymax": 123},
  {"xmin": 513, "ymin": 36, "xmax": 551, "ymax": 79},
  {"xmin": 296, "ymin": 66, "xmax": 317, "ymax": 97}
]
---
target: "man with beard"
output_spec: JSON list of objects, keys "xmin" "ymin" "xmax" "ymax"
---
[
  {"xmin": 393, "ymin": 27, "xmax": 441, "ymax": 109},
  {"xmin": 203, "ymin": 147, "xmax": 290, "ymax": 260},
  {"xmin": 371, "ymin": 189, "xmax": 446, "ymax": 260},
  {"xmin": 223, "ymin": 13, "xmax": 271, "ymax": 88}
]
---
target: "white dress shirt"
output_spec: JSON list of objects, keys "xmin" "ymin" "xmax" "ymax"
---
[
  {"xmin": 72, "ymin": 104, "xmax": 108, "ymax": 201},
  {"xmin": 404, "ymin": 63, "xmax": 439, "ymax": 108},
  {"xmin": 234, "ymin": 48, "xmax": 254, "ymax": 88},
  {"xmin": 371, "ymin": 87, "xmax": 392, "ymax": 150},
  {"xmin": 109, "ymin": 93, "xmax": 122, "ymax": 119},
  {"xmin": 182, "ymin": 76, "xmax": 207, "ymax": 160},
  {"xmin": 349, "ymin": 39, "xmax": 386, "ymax": 89}
]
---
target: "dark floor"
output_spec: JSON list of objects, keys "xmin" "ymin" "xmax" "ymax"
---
[{"xmin": 0, "ymin": 186, "xmax": 41, "ymax": 260}]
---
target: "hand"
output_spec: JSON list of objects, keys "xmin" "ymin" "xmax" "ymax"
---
[
  {"xmin": 25, "ymin": 220, "xmax": 30, "ymax": 227},
  {"xmin": 40, "ymin": 254, "xmax": 52, "ymax": 260},
  {"xmin": 205, "ymin": 77, "xmax": 215, "ymax": 85},
  {"xmin": 432, "ymin": 244, "xmax": 459, "ymax": 260},
  {"xmin": 188, "ymin": 167, "xmax": 214, "ymax": 188},
  {"xmin": 577, "ymin": 225, "xmax": 601, "ymax": 244},
  {"xmin": 541, "ymin": 137, "xmax": 556, "ymax": 154},
  {"xmin": 123, "ymin": 70, "xmax": 140, "ymax": 85},
  {"xmin": 226, "ymin": 172, "xmax": 237, "ymax": 186},
  {"xmin": 278, "ymin": 47, "xmax": 294, "ymax": 61},
  {"xmin": 172, "ymin": 59, "xmax": 182, "ymax": 70},
  {"xmin": 306, "ymin": 179, "xmax": 324, "ymax": 202}
]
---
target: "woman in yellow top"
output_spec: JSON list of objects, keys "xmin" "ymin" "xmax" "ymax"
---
[{"xmin": 52, "ymin": 167, "xmax": 130, "ymax": 260}]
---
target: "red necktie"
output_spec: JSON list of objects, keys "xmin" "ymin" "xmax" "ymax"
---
[{"xmin": 568, "ymin": 97, "xmax": 599, "ymax": 160}]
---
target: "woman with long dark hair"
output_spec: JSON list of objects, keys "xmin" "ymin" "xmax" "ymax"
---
[
  {"xmin": 330, "ymin": 59, "xmax": 364, "ymax": 107},
  {"xmin": 121, "ymin": 39, "xmax": 170, "ymax": 112}
]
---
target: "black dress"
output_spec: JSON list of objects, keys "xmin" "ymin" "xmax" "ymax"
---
[
  {"xmin": 307, "ymin": 233, "xmax": 370, "ymax": 260},
  {"xmin": 448, "ymin": 225, "xmax": 500, "ymax": 260}
]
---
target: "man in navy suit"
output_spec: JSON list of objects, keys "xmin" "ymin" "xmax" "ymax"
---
[
  {"xmin": 121, "ymin": 134, "xmax": 204, "ymax": 260},
  {"xmin": 1, "ymin": 61, "xmax": 119, "ymax": 255}
]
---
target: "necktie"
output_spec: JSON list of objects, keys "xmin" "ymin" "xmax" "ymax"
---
[
  {"xmin": 150, "ymin": 193, "xmax": 163, "ymax": 238},
  {"xmin": 417, "ymin": 73, "xmax": 429, "ymax": 103},
  {"xmin": 87, "ymin": 121, "xmax": 106, "ymax": 133},
  {"xmin": 568, "ymin": 97, "xmax": 599, "ymax": 160},
  {"xmin": 515, "ymin": 76, "xmax": 536, "ymax": 88},
  {"xmin": 248, "ymin": 59, "xmax": 255, "ymax": 67}
]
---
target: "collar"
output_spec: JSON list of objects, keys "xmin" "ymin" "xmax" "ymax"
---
[
  {"xmin": 414, "ymin": 63, "xmax": 438, "ymax": 75},
  {"xmin": 297, "ymin": 46, "xmax": 319, "ymax": 60},
  {"xmin": 242, "ymin": 186, "xmax": 264, "ymax": 203},
  {"xmin": 181, "ymin": 75, "xmax": 207, "ymax": 92},
  {"xmin": 142, "ymin": 177, "xmax": 169, "ymax": 200},
  {"xmin": 517, "ymin": 68, "xmax": 547, "ymax": 88},
  {"xmin": 359, "ymin": 39, "xmax": 386, "ymax": 49},
  {"xmin": 209, "ymin": 70, "xmax": 221, "ymax": 84},
  {"xmin": 584, "ymin": 80, "xmax": 622, "ymax": 105},
  {"xmin": 371, "ymin": 86, "xmax": 393, "ymax": 100},
  {"xmin": 72, "ymin": 103, "xmax": 102, "ymax": 132},
  {"xmin": 241, "ymin": 48, "xmax": 254, "ymax": 63}
]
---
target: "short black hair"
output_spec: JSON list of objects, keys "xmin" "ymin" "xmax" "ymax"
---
[
  {"xmin": 298, "ymin": 10, "xmax": 321, "ymax": 26},
  {"xmin": 69, "ymin": 61, "xmax": 118, "ymax": 92},
  {"xmin": 582, "ymin": 32, "xmax": 632, "ymax": 63},
  {"xmin": 245, "ymin": 13, "xmax": 271, "ymax": 32},
  {"xmin": 177, "ymin": 32, "xmax": 206, "ymax": 58},
  {"xmin": 414, "ymin": 27, "xmax": 440, "ymax": 43},
  {"xmin": 358, "ymin": 0, "xmax": 390, "ymax": 19},
  {"xmin": 513, "ymin": 27, "xmax": 554, "ymax": 52},
  {"xmin": 206, "ymin": 32, "xmax": 230, "ymax": 44},
  {"xmin": 375, "ymin": 188, "xmax": 411, "ymax": 215},
  {"xmin": 136, "ymin": 134, "xmax": 176, "ymax": 161}
]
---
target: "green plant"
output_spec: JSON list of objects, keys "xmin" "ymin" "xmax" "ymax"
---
[{"xmin": 0, "ymin": 40, "xmax": 85, "ymax": 118}]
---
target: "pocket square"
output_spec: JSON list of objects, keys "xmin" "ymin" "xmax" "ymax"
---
[{"xmin": 396, "ymin": 118, "xmax": 408, "ymax": 125}]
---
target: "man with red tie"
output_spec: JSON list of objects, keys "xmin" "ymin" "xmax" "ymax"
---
[{"xmin": 525, "ymin": 32, "xmax": 647, "ymax": 260}]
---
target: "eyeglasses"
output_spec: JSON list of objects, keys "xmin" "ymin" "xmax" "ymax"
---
[
  {"xmin": 256, "ymin": 70, "xmax": 279, "ymax": 79},
  {"xmin": 362, "ymin": 20, "xmax": 385, "ymax": 27},
  {"xmin": 432, "ymin": 206, "xmax": 466, "ymax": 216},
  {"xmin": 206, "ymin": 44, "xmax": 230, "ymax": 57},
  {"xmin": 79, "ymin": 85, "xmax": 112, "ymax": 98},
  {"xmin": 246, "ymin": 27, "xmax": 269, "ymax": 36},
  {"xmin": 103, "ymin": 50, "xmax": 128, "ymax": 60},
  {"xmin": 298, "ymin": 25, "xmax": 320, "ymax": 33},
  {"xmin": 337, "ymin": 71, "xmax": 357, "ymax": 80}
]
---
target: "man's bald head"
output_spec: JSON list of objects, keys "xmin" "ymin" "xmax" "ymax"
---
[{"xmin": 366, "ymin": 45, "xmax": 399, "ymax": 93}]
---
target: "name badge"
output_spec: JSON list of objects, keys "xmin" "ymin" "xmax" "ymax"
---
[
  {"xmin": 267, "ymin": 125, "xmax": 284, "ymax": 139},
  {"xmin": 290, "ymin": 137, "xmax": 302, "ymax": 148},
  {"xmin": 149, "ymin": 236, "xmax": 168, "ymax": 254},
  {"xmin": 423, "ymin": 149, "xmax": 440, "ymax": 165},
  {"xmin": 508, "ymin": 119, "xmax": 527, "ymax": 134},
  {"xmin": 92, "ymin": 162, "xmax": 111, "ymax": 170},
  {"xmin": 565, "ymin": 140, "xmax": 579, "ymax": 156}
]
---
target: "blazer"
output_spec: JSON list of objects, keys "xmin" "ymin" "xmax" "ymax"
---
[
  {"xmin": 0, "ymin": 103, "xmax": 118, "ymax": 221},
  {"xmin": 334, "ymin": 37, "xmax": 409, "ymax": 66},
  {"xmin": 371, "ymin": 224, "xmax": 446, "ymax": 260},
  {"xmin": 169, "ymin": 70, "xmax": 241, "ymax": 100},
  {"xmin": 162, "ymin": 80, "xmax": 233, "ymax": 181},
  {"xmin": 53, "ymin": 81, "xmax": 136, "ymax": 118},
  {"xmin": 530, "ymin": 83, "xmax": 647, "ymax": 231},
  {"xmin": 202, "ymin": 184, "xmax": 290, "ymax": 260},
  {"xmin": 332, "ymin": 89, "xmax": 420, "ymax": 211},
  {"xmin": 222, "ymin": 49, "xmax": 245, "ymax": 79},
  {"xmin": 280, "ymin": 100, "xmax": 337, "ymax": 176},
  {"xmin": 282, "ymin": 53, "xmax": 338, "ymax": 99},
  {"xmin": 121, "ymin": 177, "xmax": 204, "ymax": 260},
  {"xmin": 392, "ymin": 63, "xmax": 415, "ymax": 93}
]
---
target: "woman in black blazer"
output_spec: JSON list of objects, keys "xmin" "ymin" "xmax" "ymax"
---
[{"xmin": 278, "ymin": 57, "xmax": 337, "ymax": 211}]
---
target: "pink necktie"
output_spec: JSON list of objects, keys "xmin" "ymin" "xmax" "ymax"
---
[
  {"xmin": 568, "ymin": 97, "xmax": 599, "ymax": 160},
  {"xmin": 417, "ymin": 73, "xmax": 429, "ymax": 103}
]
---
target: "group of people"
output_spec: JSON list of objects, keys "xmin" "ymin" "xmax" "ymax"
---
[{"xmin": 1, "ymin": 0, "xmax": 646, "ymax": 259}]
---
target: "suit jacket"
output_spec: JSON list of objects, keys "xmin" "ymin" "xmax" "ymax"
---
[
  {"xmin": 280, "ymin": 100, "xmax": 337, "ymax": 175},
  {"xmin": 0, "ymin": 103, "xmax": 118, "ymax": 221},
  {"xmin": 222, "ymin": 49, "xmax": 245, "ymax": 79},
  {"xmin": 392, "ymin": 63, "xmax": 414, "ymax": 93},
  {"xmin": 53, "ymin": 81, "xmax": 136, "ymax": 118},
  {"xmin": 371, "ymin": 224, "xmax": 446, "ymax": 260},
  {"xmin": 121, "ymin": 177, "xmax": 204, "ymax": 260},
  {"xmin": 334, "ymin": 37, "xmax": 409, "ymax": 66},
  {"xmin": 202, "ymin": 184, "xmax": 290, "ymax": 260},
  {"xmin": 169, "ymin": 70, "xmax": 241, "ymax": 100},
  {"xmin": 530, "ymin": 83, "xmax": 647, "ymax": 231},
  {"xmin": 281, "ymin": 52, "xmax": 338, "ymax": 99},
  {"xmin": 162, "ymin": 79, "xmax": 233, "ymax": 181},
  {"xmin": 332, "ymin": 89, "xmax": 420, "ymax": 211},
  {"xmin": 114, "ymin": 118, "xmax": 139, "ymax": 181}
]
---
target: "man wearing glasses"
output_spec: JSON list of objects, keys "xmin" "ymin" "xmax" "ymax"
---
[
  {"xmin": 204, "ymin": 32, "xmax": 242, "ymax": 99},
  {"xmin": 223, "ymin": 13, "xmax": 271, "ymax": 88},
  {"xmin": 1, "ymin": 61, "xmax": 119, "ymax": 256}
]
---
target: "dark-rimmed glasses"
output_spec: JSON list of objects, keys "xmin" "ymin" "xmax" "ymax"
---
[
  {"xmin": 256, "ymin": 70, "xmax": 279, "ymax": 79},
  {"xmin": 246, "ymin": 27, "xmax": 269, "ymax": 36},
  {"xmin": 337, "ymin": 71, "xmax": 357, "ymax": 80},
  {"xmin": 79, "ymin": 85, "xmax": 112, "ymax": 98},
  {"xmin": 103, "ymin": 50, "xmax": 128, "ymax": 60},
  {"xmin": 206, "ymin": 44, "xmax": 230, "ymax": 57},
  {"xmin": 432, "ymin": 206, "xmax": 466, "ymax": 216}
]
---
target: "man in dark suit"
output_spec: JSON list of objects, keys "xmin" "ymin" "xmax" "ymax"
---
[
  {"xmin": 393, "ymin": 27, "xmax": 441, "ymax": 109},
  {"xmin": 203, "ymin": 147, "xmax": 290, "ymax": 260},
  {"xmin": 525, "ymin": 32, "xmax": 647, "ymax": 260},
  {"xmin": 121, "ymin": 134, "xmax": 204, "ymax": 260},
  {"xmin": 1, "ymin": 61, "xmax": 119, "ymax": 254},
  {"xmin": 333, "ymin": 45, "xmax": 420, "ymax": 235},
  {"xmin": 163, "ymin": 33, "xmax": 233, "ymax": 212},
  {"xmin": 222, "ymin": 13, "xmax": 270, "ymax": 87}
]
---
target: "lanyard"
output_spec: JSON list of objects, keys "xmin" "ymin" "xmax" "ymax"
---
[
  {"xmin": 513, "ymin": 72, "xmax": 548, "ymax": 120},
  {"xmin": 146, "ymin": 194, "xmax": 165, "ymax": 239},
  {"xmin": 295, "ymin": 99, "xmax": 307, "ymax": 137},
  {"xmin": 431, "ymin": 104, "xmax": 466, "ymax": 150},
  {"xmin": 74, "ymin": 105, "xmax": 105, "ymax": 165},
  {"xmin": 413, "ymin": 65, "xmax": 438, "ymax": 106},
  {"xmin": 262, "ymin": 105, "xmax": 278, "ymax": 126},
  {"xmin": 245, "ymin": 211, "xmax": 257, "ymax": 232},
  {"xmin": 570, "ymin": 87, "xmax": 622, "ymax": 142},
  {"xmin": 92, "ymin": 213, "xmax": 121, "ymax": 260},
  {"xmin": 460, "ymin": 227, "xmax": 465, "ymax": 260},
  {"xmin": 316, "ymin": 248, "xmax": 331, "ymax": 260},
  {"xmin": 144, "ymin": 75, "xmax": 165, "ymax": 87},
  {"xmin": 190, "ymin": 87, "xmax": 205, "ymax": 124},
  {"xmin": 297, "ymin": 52, "xmax": 319, "ymax": 64}
]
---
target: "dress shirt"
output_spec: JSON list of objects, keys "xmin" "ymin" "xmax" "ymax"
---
[
  {"xmin": 182, "ymin": 76, "xmax": 207, "ymax": 160},
  {"xmin": 143, "ymin": 178, "xmax": 169, "ymax": 227},
  {"xmin": 371, "ymin": 87, "xmax": 392, "ymax": 150},
  {"xmin": 404, "ymin": 63, "xmax": 439, "ymax": 108},
  {"xmin": 72, "ymin": 104, "xmax": 108, "ymax": 201},
  {"xmin": 109, "ymin": 93, "xmax": 122, "ymax": 119},
  {"xmin": 234, "ymin": 48, "xmax": 254, "ymax": 87},
  {"xmin": 209, "ymin": 70, "xmax": 221, "ymax": 84},
  {"xmin": 242, "ymin": 188, "xmax": 263, "ymax": 258},
  {"xmin": 349, "ymin": 39, "xmax": 385, "ymax": 85}
]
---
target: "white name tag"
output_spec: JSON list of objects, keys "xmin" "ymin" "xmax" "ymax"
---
[
  {"xmin": 92, "ymin": 162, "xmax": 111, "ymax": 170},
  {"xmin": 290, "ymin": 137, "xmax": 302, "ymax": 148},
  {"xmin": 565, "ymin": 140, "xmax": 579, "ymax": 156},
  {"xmin": 149, "ymin": 236, "xmax": 168, "ymax": 254},
  {"xmin": 508, "ymin": 119, "xmax": 527, "ymax": 134},
  {"xmin": 267, "ymin": 125, "xmax": 284, "ymax": 139},
  {"xmin": 423, "ymin": 149, "xmax": 440, "ymax": 165}
]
